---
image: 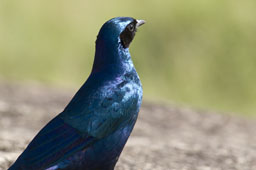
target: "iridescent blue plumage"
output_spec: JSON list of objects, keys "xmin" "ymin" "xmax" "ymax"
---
[{"xmin": 9, "ymin": 17, "xmax": 144, "ymax": 170}]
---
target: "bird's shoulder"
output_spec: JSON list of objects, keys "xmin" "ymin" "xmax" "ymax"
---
[{"xmin": 59, "ymin": 69, "xmax": 142, "ymax": 138}]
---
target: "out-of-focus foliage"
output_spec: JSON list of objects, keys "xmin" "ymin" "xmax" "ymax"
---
[{"xmin": 0, "ymin": 0, "xmax": 256, "ymax": 115}]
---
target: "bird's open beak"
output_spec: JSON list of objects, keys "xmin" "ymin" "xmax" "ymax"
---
[{"xmin": 136, "ymin": 20, "xmax": 146, "ymax": 28}]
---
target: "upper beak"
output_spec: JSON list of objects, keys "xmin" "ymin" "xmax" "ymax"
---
[{"xmin": 136, "ymin": 20, "xmax": 146, "ymax": 28}]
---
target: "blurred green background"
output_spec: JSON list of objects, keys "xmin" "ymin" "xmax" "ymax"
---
[{"xmin": 1, "ymin": 0, "xmax": 256, "ymax": 115}]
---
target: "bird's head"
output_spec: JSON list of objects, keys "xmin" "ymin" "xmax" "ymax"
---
[
  {"xmin": 93, "ymin": 17, "xmax": 145, "ymax": 73},
  {"xmin": 96, "ymin": 17, "xmax": 145, "ymax": 49}
]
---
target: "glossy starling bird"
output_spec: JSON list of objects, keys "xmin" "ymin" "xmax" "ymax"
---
[{"xmin": 9, "ymin": 17, "xmax": 145, "ymax": 170}]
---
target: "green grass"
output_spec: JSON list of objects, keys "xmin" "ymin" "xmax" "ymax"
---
[{"xmin": 1, "ymin": 0, "xmax": 256, "ymax": 115}]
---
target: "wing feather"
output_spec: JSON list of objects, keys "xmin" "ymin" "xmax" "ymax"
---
[{"xmin": 10, "ymin": 116, "xmax": 95, "ymax": 170}]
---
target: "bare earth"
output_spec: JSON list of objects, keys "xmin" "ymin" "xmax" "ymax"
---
[{"xmin": 0, "ymin": 81, "xmax": 256, "ymax": 170}]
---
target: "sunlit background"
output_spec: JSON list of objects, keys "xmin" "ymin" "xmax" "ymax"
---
[{"xmin": 1, "ymin": 0, "xmax": 256, "ymax": 115}]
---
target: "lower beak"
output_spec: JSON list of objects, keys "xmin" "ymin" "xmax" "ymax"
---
[{"xmin": 136, "ymin": 20, "xmax": 146, "ymax": 28}]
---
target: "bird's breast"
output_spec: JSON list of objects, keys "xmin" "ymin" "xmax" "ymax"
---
[{"xmin": 118, "ymin": 70, "xmax": 142, "ymax": 114}]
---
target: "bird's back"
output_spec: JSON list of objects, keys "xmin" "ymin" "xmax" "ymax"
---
[{"xmin": 9, "ymin": 67, "xmax": 142, "ymax": 170}]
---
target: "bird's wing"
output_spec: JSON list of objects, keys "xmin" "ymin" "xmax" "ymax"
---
[
  {"xmin": 11, "ymin": 74, "xmax": 140, "ymax": 170},
  {"xmin": 60, "ymin": 77, "xmax": 140, "ymax": 139},
  {"xmin": 11, "ymin": 116, "xmax": 95, "ymax": 170}
]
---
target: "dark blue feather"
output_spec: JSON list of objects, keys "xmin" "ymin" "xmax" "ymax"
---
[
  {"xmin": 9, "ymin": 17, "xmax": 144, "ymax": 170},
  {"xmin": 9, "ymin": 116, "xmax": 96, "ymax": 170}
]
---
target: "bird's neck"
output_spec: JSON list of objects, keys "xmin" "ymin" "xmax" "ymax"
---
[{"xmin": 91, "ymin": 39, "xmax": 133, "ymax": 73}]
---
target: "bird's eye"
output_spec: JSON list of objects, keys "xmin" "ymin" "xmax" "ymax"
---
[
  {"xmin": 127, "ymin": 24, "xmax": 135, "ymax": 32},
  {"xmin": 120, "ymin": 21, "xmax": 137, "ymax": 48}
]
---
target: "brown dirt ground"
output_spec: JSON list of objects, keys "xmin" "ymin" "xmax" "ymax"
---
[{"xmin": 0, "ymin": 81, "xmax": 256, "ymax": 170}]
